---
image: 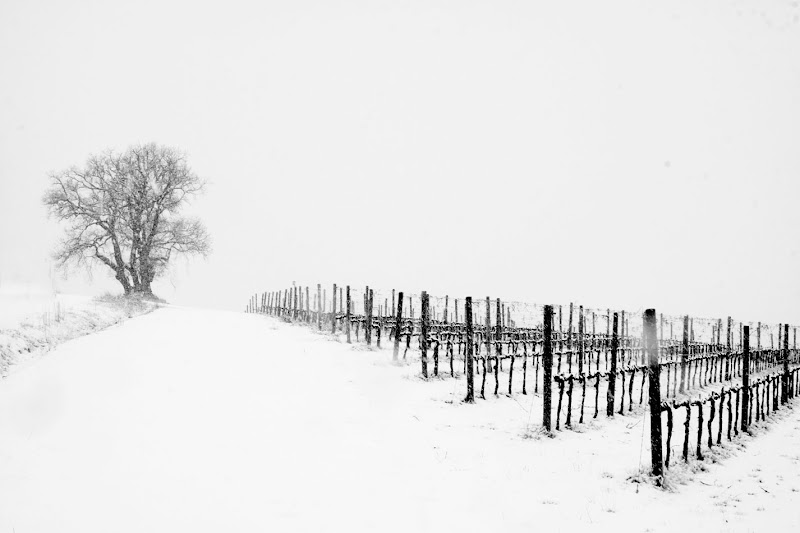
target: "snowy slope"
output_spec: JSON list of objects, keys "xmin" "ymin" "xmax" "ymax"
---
[
  {"xmin": 0, "ymin": 282, "xmax": 87, "ymax": 329},
  {"xmin": 0, "ymin": 289, "xmax": 156, "ymax": 376},
  {"xmin": 0, "ymin": 307, "xmax": 797, "ymax": 532}
]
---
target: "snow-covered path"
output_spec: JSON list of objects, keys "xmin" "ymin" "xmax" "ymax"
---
[{"xmin": 0, "ymin": 307, "xmax": 797, "ymax": 532}]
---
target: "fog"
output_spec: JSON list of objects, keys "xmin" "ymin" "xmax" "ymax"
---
[{"xmin": 1, "ymin": 0, "xmax": 799, "ymax": 324}]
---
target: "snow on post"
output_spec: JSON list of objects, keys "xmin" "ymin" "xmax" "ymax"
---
[
  {"xmin": 317, "ymin": 284, "xmax": 321, "ymax": 330},
  {"xmin": 742, "ymin": 326, "xmax": 750, "ymax": 433},
  {"xmin": 543, "ymin": 305, "xmax": 554, "ymax": 431},
  {"xmin": 782, "ymin": 324, "xmax": 790, "ymax": 405},
  {"xmin": 644, "ymin": 308, "xmax": 664, "ymax": 484},
  {"xmin": 393, "ymin": 292, "xmax": 404, "ymax": 360},
  {"xmin": 332, "ymin": 284, "xmax": 337, "ymax": 334},
  {"xmin": 346, "ymin": 286, "xmax": 351, "ymax": 343},
  {"xmin": 679, "ymin": 316, "xmax": 689, "ymax": 394},
  {"xmin": 465, "ymin": 297, "xmax": 475, "ymax": 403},
  {"xmin": 607, "ymin": 312, "xmax": 618, "ymax": 417},
  {"xmin": 420, "ymin": 291, "xmax": 429, "ymax": 378}
]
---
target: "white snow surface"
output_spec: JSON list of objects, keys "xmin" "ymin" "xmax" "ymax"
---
[
  {"xmin": 0, "ymin": 307, "xmax": 798, "ymax": 532},
  {"xmin": 0, "ymin": 288, "xmax": 156, "ymax": 377},
  {"xmin": 0, "ymin": 283, "xmax": 88, "ymax": 330}
]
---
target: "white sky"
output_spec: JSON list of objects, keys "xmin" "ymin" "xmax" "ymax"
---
[{"xmin": 1, "ymin": 0, "xmax": 799, "ymax": 324}]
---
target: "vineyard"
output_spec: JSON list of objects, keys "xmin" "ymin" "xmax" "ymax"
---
[{"xmin": 246, "ymin": 284, "xmax": 800, "ymax": 484}]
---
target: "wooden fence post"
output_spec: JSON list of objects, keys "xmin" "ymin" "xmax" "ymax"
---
[
  {"xmin": 568, "ymin": 303, "xmax": 574, "ymax": 369},
  {"xmin": 680, "ymin": 315, "xmax": 689, "ymax": 393},
  {"xmin": 543, "ymin": 305, "xmax": 554, "ymax": 431},
  {"xmin": 393, "ymin": 292, "xmax": 404, "ymax": 360},
  {"xmin": 645, "ymin": 309, "xmax": 663, "ymax": 483},
  {"xmin": 578, "ymin": 305, "xmax": 584, "ymax": 371},
  {"xmin": 299, "ymin": 288, "xmax": 304, "ymax": 319},
  {"xmin": 742, "ymin": 325, "xmax": 750, "ymax": 432},
  {"xmin": 317, "ymin": 284, "xmax": 322, "ymax": 330},
  {"xmin": 485, "ymin": 297, "xmax": 492, "ymax": 370},
  {"xmin": 782, "ymin": 323, "xmax": 790, "ymax": 404},
  {"xmin": 332, "ymin": 284, "xmax": 337, "ymax": 333},
  {"xmin": 465, "ymin": 297, "xmax": 475, "ymax": 403},
  {"xmin": 366, "ymin": 288, "xmax": 373, "ymax": 346},
  {"xmin": 494, "ymin": 298, "xmax": 502, "ymax": 393},
  {"xmin": 346, "ymin": 286, "xmax": 351, "ymax": 343},
  {"xmin": 421, "ymin": 291, "xmax": 429, "ymax": 378},
  {"xmin": 726, "ymin": 316, "xmax": 732, "ymax": 380},
  {"xmin": 607, "ymin": 312, "xmax": 618, "ymax": 417}
]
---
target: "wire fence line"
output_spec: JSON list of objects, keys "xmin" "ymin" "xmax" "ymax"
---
[{"xmin": 245, "ymin": 284, "xmax": 800, "ymax": 484}]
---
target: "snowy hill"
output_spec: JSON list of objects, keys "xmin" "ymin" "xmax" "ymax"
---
[
  {"xmin": 0, "ymin": 285, "xmax": 156, "ymax": 376},
  {"xmin": 0, "ymin": 307, "xmax": 798, "ymax": 532}
]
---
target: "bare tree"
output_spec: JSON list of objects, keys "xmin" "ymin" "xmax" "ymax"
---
[{"xmin": 43, "ymin": 143, "xmax": 210, "ymax": 297}]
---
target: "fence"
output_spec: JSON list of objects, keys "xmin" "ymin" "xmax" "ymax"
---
[{"xmin": 245, "ymin": 285, "xmax": 800, "ymax": 484}]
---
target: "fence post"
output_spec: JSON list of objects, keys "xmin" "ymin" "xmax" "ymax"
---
[
  {"xmin": 317, "ymin": 284, "xmax": 322, "ymax": 330},
  {"xmin": 345, "ymin": 286, "xmax": 351, "ymax": 343},
  {"xmin": 543, "ymin": 305, "xmax": 554, "ymax": 431},
  {"xmin": 578, "ymin": 305, "xmax": 584, "ymax": 371},
  {"xmin": 332, "ymin": 284, "xmax": 337, "ymax": 333},
  {"xmin": 393, "ymin": 292, "xmax": 404, "ymax": 360},
  {"xmin": 495, "ymin": 297, "xmax": 502, "ymax": 358},
  {"xmin": 782, "ymin": 323, "xmax": 790, "ymax": 404},
  {"xmin": 366, "ymin": 288, "xmax": 373, "ymax": 346},
  {"xmin": 645, "ymin": 308, "xmax": 664, "ymax": 483},
  {"xmin": 421, "ymin": 291, "xmax": 429, "ymax": 378},
  {"xmin": 607, "ymin": 312, "xmax": 618, "ymax": 417},
  {"xmin": 465, "ymin": 297, "xmax": 475, "ymax": 403},
  {"xmin": 485, "ymin": 297, "xmax": 492, "ymax": 370},
  {"xmin": 680, "ymin": 315, "xmax": 689, "ymax": 393},
  {"xmin": 726, "ymin": 316, "xmax": 732, "ymax": 380},
  {"xmin": 567, "ymin": 302, "xmax": 574, "ymax": 370},
  {"xmin": 742, "ymin": 325, "xmax": 750, "ymax": 433}
]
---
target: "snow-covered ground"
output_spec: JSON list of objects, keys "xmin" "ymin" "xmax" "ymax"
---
[
  {"xmin": 0, "ymin": 284, "xmax": 157, "ymax": 376},
  {"xmin": 0, "ymin": 307, "xmax": 798, "ymax": 532},
  {"xmin": 0, "ymin": 282, "xmax": 88, "ymax": 330}
]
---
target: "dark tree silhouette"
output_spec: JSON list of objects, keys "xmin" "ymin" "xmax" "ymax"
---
[{"xmin": 43, "ymin": 143, "xmax": 210, "ymax": 296}]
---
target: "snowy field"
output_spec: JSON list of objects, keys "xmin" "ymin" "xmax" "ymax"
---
[
  {"xmin": 0, "ymin": 307, "xmax": 798, "ymax": 532},
  {"xmin": 0, "ymin": 282, "xmax": 88, "ymax": 330},
  {"xmin": 0, "ymin": 283, "xmax": 156, "ymax": 376}
]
